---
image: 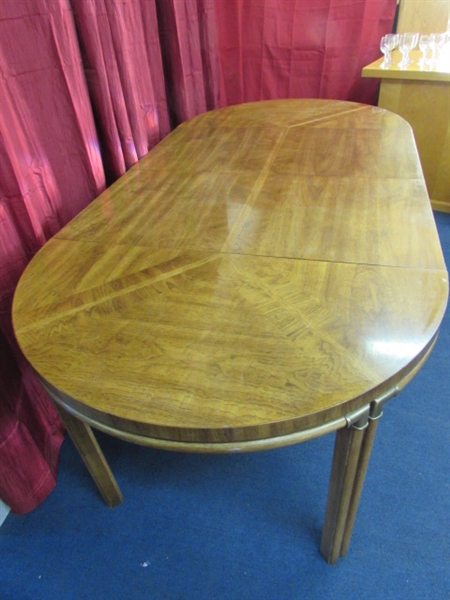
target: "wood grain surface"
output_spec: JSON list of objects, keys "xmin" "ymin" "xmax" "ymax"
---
[{"xmin": 13, "ymin": 99, "xmax": 448, "ymax": 445}]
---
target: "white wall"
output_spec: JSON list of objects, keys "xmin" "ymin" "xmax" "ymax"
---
[{"xmin": 0, "ymin": 498, "xmax": 10, "ymax": 526}]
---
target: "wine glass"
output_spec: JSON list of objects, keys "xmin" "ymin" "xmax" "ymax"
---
[
  {"xmin": 380, "ymin": 33, "xmax": 399, "ymax": 67},
  {"xmin": 398, "ymin": 32, "xmax": 419, "ymax": 68},
  {"xmin": 437, "ymin": 31, "xmax": 450, "ymax": 69},
  {"xmin": 386, "ymin": 33, "xmax": 400, "ymax": 63},
  {"xmin": 435, "ymin": 32, "xmax": 447, "ymax": 63},
  {"xmin": 380, "ymin": 35, "xmax": 391, "ymax": 68},
  {"xmin": 418, "ymin": 34, "xmax": 432, "ymax": 68},
  {"xmin": 387, "ymin": 33, "xmax": 400, "ymax": 51},
  {"xmin": 428, "ymin": 33, "xmax": 439, "ymax": 64}
]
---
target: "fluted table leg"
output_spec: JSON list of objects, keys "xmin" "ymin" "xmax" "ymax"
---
[{"xmin": 320, "ymin": 407, "xmax": 370, "ymax": 564}]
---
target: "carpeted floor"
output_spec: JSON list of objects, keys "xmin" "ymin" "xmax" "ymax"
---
[{"xmin": 1, "ymin": 212, "xmax": 449, "ymax": 600}]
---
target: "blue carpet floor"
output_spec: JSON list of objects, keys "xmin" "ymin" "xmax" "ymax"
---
[{"xmin": 1, "ymin": 212, "xmax": 449, "ymax": 600}]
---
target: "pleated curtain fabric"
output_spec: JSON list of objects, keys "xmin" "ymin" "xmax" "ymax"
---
[
  {"xmin": 215, "ymin": 0, "xmax": 397, "ymax": 105},
  {"xmin": 70, "ymin": 0, "xmax": 171, "ymax": 182},
  {"xmin": 0, "ymin": 0, "xmax": 221, "ymax": 514},
  {"xmin": 0, "ymin": 0, "xmax": 106, "ymax": 514}
]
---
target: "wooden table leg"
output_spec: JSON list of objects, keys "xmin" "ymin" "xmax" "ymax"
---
[
  {"xmin": 55, "ymin": 405, "xmax": 123, "ymax": 507},
  {"xmin": 320, "ymin": 395, "xmax": 391, "ymax": 563},
  {"xmin": 339, "ymin": 415, "xmax": 380, "ymax": 557},
  {"xmin": 320, "ymin": 416, "xmax": 368, "ymax": 564},
  {"xmin": 338, "ymin": 396, "xmax": 388, "ymax": 557}
]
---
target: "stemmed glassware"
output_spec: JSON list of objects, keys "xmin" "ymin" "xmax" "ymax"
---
[
  {"xmin": 434, "ymin": 33, "xmax": 447, "ymax": 64},
  {"xmin": 380, "ymin": 33, "xmax": 399, "ymax": 68},
  {"xmin": 380, "ymin": 35, "xmax": 390, "ymax": 67},
  {"xmin": 428, "ymin": 33, "xmax": 439, "ymax": 64},
  {"xmin": 398, "ymin": 32, "xmax": 419, "ymax": 68},
  {"xmin": 379, "ymin": 29, "xmax": 446, "ymax": 71},
  {"xmin": 418, "ymin": 34, "xmax": 432, "ymax": 69}
]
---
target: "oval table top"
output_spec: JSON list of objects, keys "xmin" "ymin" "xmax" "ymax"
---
[{"xmin": 13, "ymin": 99, "xmax": 448, "ymax": 447}]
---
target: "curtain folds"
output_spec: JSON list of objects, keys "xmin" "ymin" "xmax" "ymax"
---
[
  {"xmin": 156, "ymin": 0, "xmax": 222, "ymax": 125},
  {"xmin": 216, "ymin": 0, "xmax": 397, "ymax": 106},
  {"xmin": 70, "ymin": 0, "xmax": 171, "ymax": 183},
  {"xmin": 0, "ymin": 0, "xmax": 105, "ymax": 514},
  {"xmin": 0, "ymin": 0, "xmax": 395, "ymax": 514},
  {"xmin": 0, "ymin": 0, "xmax": 220, "ymax": 514}
]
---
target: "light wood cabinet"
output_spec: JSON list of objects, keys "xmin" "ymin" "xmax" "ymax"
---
[{"xmin": 362, "ymin": 51, "xmax": 449, "ymax": 212}]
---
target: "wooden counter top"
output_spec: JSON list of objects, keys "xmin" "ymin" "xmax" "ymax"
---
[{"xmin": 362, "ymin": 49, "xmax": 450, "ymax": 82}]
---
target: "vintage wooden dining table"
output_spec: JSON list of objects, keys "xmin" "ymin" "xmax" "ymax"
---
[{"xmin": 12, "ymin": 99, "xmax": 448, "ymax": 564}]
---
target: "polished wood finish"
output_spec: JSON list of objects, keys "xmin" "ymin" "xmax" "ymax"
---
[
  {"xmin": 13, "ymin": 100, "xmax": 448, "ymax": 562},
  {"xmin": 362, "ymin": 51, "xmax": 450, "ymax": 212}
]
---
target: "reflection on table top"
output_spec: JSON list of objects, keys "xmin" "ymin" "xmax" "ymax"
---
[{"xmin": 12, "ymin": 99, "xmax": 449, "ymax": 444}]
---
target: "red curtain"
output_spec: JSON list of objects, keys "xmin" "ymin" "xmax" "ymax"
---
[
  {"xmin": 0, "ymin": 0, "xmax": 220, "ymax": 514},
  {"xmin": 216, "ymin": 0, "xmax": 397, "ymax": 106},
  {"xmin": 0, "ymin": 0, "xmax": 105, "ymax": 514},
  {"xmin": 70, "ymin": 0, "xmax": 171, "ymax": 183},
  {"xmin": 0, "ymin": 0, "xmax": 395, "ymax": 514},
  {"xmin": 156, "ymin": 0, "xmax": 222, "ymax": 125}
]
